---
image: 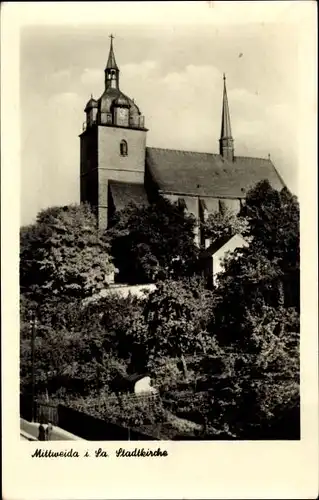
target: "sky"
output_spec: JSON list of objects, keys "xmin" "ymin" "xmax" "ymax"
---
[{"xmin": 20, "ymin": 15, "xmax": 300, "ymax": 226}]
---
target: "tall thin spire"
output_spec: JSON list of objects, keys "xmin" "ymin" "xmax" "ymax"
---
[
  {"xmin": 105, "ymin": 34, "xmax": 119, "ymax": 89},
  {"xmin": 219, "ymin": 74, "xmax": 234, "ymax": 161},
  {"xmin": 106, "ymin": 34, "xmax": 119, "ymax": 70}
]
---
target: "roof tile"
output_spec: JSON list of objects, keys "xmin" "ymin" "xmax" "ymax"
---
[
  {"xmin": 109, "ymin": 181, "xmax": 148, "ymax": 211},
  {"xmin": 146, "ymin": 147, "xmax": 284, "ymax": 198}
]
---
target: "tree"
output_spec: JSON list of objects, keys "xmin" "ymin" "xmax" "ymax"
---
[
  {"xmin": 142, "ymin": 278, "xmax": 215, "ymax": 378},
  {"xmin": 82, "ymin": 293, "xmax": 148, "ymax": 370},
  {"xmin": 212, "ymin": 181, "xmax": 300, "ymax": 341},
  {"xmin": 20, "ymin": 291, "xmax": 148, "ymax": 399},
  {"xmin": 107, "ymin": 197, "xmax": 199, "ymax": 284},
  {"xmin": 201, "ymin": 180, "xmax": 300, "ymax": 438},
  {"xmin": 241, "ymin": 180, "xmax": 299, "ymax": 308},
  {"xmin": 201, "ymin": 305, "xmax": 299, "ymax": 438},
  {"xmin": 20, "ymin": 204, "xmax": 114, "ymax": 301},
  {"xmin": 241, "ymin": 181, "xmax": 299, "ymax": 258},
  {"xmin": 202, "ymin": 205, "xmax": 249, "ymax": 244}
]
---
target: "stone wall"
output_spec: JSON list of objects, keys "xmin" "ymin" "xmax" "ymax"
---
[
  {"xmin": 97, "ymin": 125, "xmax": 147, "ymax": 229},
  {"xmin": 84, "ymin": 283, "xmax": 157, "ymax": 305}
]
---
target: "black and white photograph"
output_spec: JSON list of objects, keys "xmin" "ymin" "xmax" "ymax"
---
[{"xmin": 2, "ymin": 1, "xmax": 318, "ymax": 499}]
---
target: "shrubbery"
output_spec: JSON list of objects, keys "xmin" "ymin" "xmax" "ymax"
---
[{"xmin": 20, "ymin": 182, "xmax": 300, "ymax": 439}]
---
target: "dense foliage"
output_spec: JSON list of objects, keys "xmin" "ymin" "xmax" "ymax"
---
[
  {"xmin": 20, "ymin": 181, "xmax": 300, "ymax": 439},
  {"xmin": 107, "ymin": 197, "xmax": 199, "ymax": 283},
  {"xmin": 20, "ymin": 204, "xmax": 114, "ymax": 301},
  {"xmin": 241, "ymin": 181, "xmax": 300, "ymax": 309},
  {"xmin": 202, "ymin": 204, "xmax": 249, "ymax": 244},
  {"xmin": 142, "ymin": 278, "xmax": 215, "ymax": 377},
  {"xmin": 213, "ymin": 180, "xmax": 300, "ymax": 344}
]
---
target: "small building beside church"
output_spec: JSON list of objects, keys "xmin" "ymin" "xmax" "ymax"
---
[
  {"xmin": 200, "ymin": 233, "xmax": 249, "ymax": 287},
  {"xmin": 79, "ymin": 36, "xmax": 285, "ymax": 243}
]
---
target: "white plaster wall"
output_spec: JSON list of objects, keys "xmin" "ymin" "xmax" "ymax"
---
[{"xmin": 213, "ymin": 234, "xmax": 248, "ymax": 283}]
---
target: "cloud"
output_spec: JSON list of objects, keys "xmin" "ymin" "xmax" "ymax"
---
[
  {"xmin": 118, "ymin": 60, "xmax": 296, "ymax": 161},
  {"xmin": 161, "ymin": 64, "xmax": 221, "ymax": 92},
  {"xmin": 42, "ymin": 69, "xmax": 75, "ymax": 94},
  {"xmin": 21, "ymin": 53, "xmax": 298, "ymax": 224},
  {"xmin": 80, "ymin": 68, "xmax": 103, "ymax": 87},
  {"xmin": 47, "ymin": 92, "xmax": 83, "ymax": 119},
  {"xmin": 79, "ymin": 61, "xmax": 160, "ymax": 98},
  {"xmin": 121, "ymin": 60, "xmax": 158, "ymax": 79},
  {"xmin": 49, "ymin": 68, "xmax": 72, "ymax": 83}
]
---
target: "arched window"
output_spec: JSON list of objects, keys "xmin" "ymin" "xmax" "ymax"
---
[{"xmin": 120, "ymin": 140, "xmax": 128, "ymax": 156}]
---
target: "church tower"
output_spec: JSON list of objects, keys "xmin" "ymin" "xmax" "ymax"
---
[
  {"xmin": 80, "ymin": 35, "xmax": 147, "ymax": 229},
  {"xmin": 219, "ymin": 74, "xmax": 234, "ymax": 162}
]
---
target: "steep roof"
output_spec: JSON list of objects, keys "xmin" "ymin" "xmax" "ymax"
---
[
  {"xmin": 109, "ymin": 181, "xmax": 148, "ymax": 211},
  {"xmin": 125, "ymin": 373, "xmax": 148, "ymax": 384},
  {"xmin": 202, "ymin": 233, "xmax": 248, "ymax": 256},
  {"xmin": 220, "ymin": 74, "xmax": 232, "ymax": 140},
  {"xmin": 146, "ymin": 147, "xmax": 285, "ymax": 198},
  {"xmin": 106, "ymin": 35, "xmax": 119, "ymax": 70}
]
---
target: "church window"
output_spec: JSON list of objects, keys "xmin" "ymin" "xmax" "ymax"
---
[
  {"xmin": 178, "ymin": 198, "xmax": 187, "ymax": 211},
  {"xmin": 219, "ymin": 200, "xmax": 226, "ymax": 214},
  {"xmin": 199, "ymin": 199, "xmax": 208, "ymax": 222},
  {"xmin": 120, "ymin": 140, "xmax": 128, "ymax": 156}
]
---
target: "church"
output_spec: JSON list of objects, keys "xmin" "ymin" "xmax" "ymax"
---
[{"xmin": 80, "ymin": 36, "xmax": 285, "ymax": 243}]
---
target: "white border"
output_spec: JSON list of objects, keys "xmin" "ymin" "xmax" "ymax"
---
[{"xmin": 1, "ymin": 2, "xmax": 318, "ymax": 499}]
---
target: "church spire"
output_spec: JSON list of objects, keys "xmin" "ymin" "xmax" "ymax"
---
[
  {"xmin": 219, "ymin": 74, "xmax": 234, "ymax": 161},
  {"xmin": 105, "ymin": 34, "xmax": 119, "ymax": 90},
  {"xmin": 106, "ymin": 34, "xmax": 119, "ymax": 70}
]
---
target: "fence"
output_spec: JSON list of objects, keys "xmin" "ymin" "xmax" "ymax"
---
[
  {"xmin": 20, "ymin": 395, "xmax": 59, "ymax": 425},
  {"xmin": 20, "ymin": 393, "xmax": 160, "ymax": 440},
  {"xmin": 35, "ymin": 401, "xmax": 59, "ymax": 425},
  {"xmin": 58, "ymin": 404, "xmax": 158, "ymax": 441}
]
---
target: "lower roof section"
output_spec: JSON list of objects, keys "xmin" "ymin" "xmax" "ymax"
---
[{"xmin": 109, "ymin": 180, "xmax": 148, "ymax": 212}]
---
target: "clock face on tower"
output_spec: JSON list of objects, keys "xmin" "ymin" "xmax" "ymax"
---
[{"xmin": 116, "ymin": 107, "xmax": 129, "ymax": 126}]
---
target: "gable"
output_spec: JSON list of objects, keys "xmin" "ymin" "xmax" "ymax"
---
[
  {"xmin": 214, "ymin": 233, "xmax": 248, "ymax": 258},
  {"xmin": 202, "ymin": 233, "xmax": 248, "ymax": 257}
]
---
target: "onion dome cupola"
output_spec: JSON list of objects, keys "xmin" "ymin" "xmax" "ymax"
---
[
  {"xmin": 84, "ymin": 96, "xmax": 98, "ymax": 112},
  {"xmin": 112, "ymin": 94, "xmax": 131, "ymax": 127},
  {"xmin": 113, "ymin": 94, "xmax": 130, "ymax": 108},
  {"xmin": 84, "ymin": 34, "xmax": 146, "ymax": 130},
  {"xmin": 84, "ymin": 95, "xmax": 98, "ymax": 127}
]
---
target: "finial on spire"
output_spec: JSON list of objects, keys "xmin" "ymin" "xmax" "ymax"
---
[
  {"xmin": 106, "ymin": 33, "xmax": 119, "ymax": 71},
  {"xmin": 223, "ymin": 72, "xmax": 226, "ymax": 81},
  {"xmin": 268, "ymin": 153, "xmax": 271, "ymax": 160}
]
